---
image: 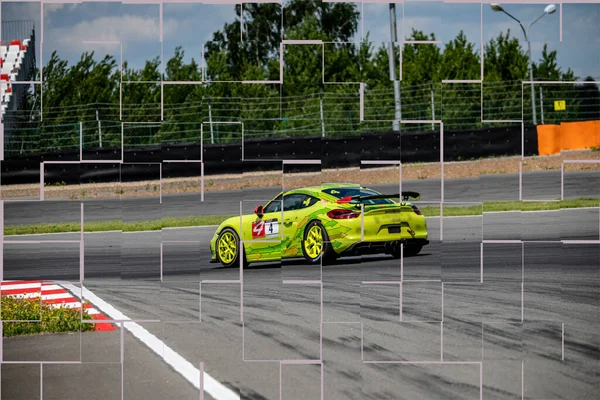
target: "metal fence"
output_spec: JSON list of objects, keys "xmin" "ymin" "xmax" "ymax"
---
[{"xmin": 3, "ymin": 79, "xmax": 599, "ymax": 157}]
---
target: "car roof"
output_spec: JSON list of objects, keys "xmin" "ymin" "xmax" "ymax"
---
[{"xmin": 283, "ymin": 183, "xmax": 366, "ymax": 197}]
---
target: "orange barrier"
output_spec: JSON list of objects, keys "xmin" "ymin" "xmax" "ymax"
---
[
  {"xmin": 536, "ymin": 120, "xmax": 600, "ymax": 155},
  {"xmin": 537, "ymin": 124, "xmax": 561, "ymax": 156}
]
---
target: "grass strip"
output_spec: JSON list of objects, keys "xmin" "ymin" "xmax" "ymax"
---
[
  {"xmin": 1, "ymin": 296, "xmax": 96, "ymax": 337},
  {"xmin": 420, "ymin": 198, "xmax": 599, "ymax": 217},
  {"xmin": 3, "ymin": 198, "xmax": 599, "ymax": 236}
]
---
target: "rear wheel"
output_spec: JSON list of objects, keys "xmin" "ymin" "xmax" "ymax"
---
[
  {"xmin": 216, "ymin": 228, "xmax": 248, "ymax": 268},
  {"xmin": 302, "ymin": 221, "xmax": 337, "ymax": 264}
]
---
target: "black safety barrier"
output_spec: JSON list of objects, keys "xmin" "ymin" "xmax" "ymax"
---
[{"xmin": 1, "ymin": 125, "xmax": 538, "ymax": 185}]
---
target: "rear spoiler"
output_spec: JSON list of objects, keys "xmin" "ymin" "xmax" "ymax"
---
[{"xmin": 337, "ymin": 191, "xmax": 421, "ymax": 204}]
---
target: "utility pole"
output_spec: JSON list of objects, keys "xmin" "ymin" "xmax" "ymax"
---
[
  {"xmin": 526, "ymin": 39, "xmax": 537, "ymax": 125},
  {"xmin": 388, "ymin": 3, "xmax": 401, "ymax": 131}
]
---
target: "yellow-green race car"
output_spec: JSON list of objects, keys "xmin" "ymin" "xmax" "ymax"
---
[{"xmin": 210, "ymin": 183, "xmax": 429, "ymax": 267}]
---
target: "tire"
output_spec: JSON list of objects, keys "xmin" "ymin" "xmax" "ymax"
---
[
  {"xmin": 403, "ymin": 243, "xmax": 423, "ymax": 257},
  {"xmin": 216, "ymin": 228, "xmax": 247, "ymax": 268},
  {"xmin": 391, "ymin": 242, "xmax": 423, "ymax": 258},
  {"xmin": 302, "ymin": 220, "xmax": 337, "ymax": 264}
]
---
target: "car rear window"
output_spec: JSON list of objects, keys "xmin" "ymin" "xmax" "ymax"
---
[{"xmin": 321, "ymin": 188, "xmax": 394, "ymax": 205}]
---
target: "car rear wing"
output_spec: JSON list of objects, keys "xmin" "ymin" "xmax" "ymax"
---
[{"xmin": 337, "ymin": 191, "xmax": 421, "ymax": 204}]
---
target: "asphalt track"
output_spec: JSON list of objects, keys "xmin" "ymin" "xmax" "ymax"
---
[
  {"xmin": 2, "ymin": 170, "xmax": 599, "ymax": 399},
  {"xmin": 3, "ymin": 169, "xmax": 599, "ymax": 225},
  {"xmin": 3, "ymin": 208, "xmax": 600, "ymax": 399}
]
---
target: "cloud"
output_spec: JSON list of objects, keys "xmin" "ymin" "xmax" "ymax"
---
[
  {"xmin": 43, "ymin": 4, "xmax": 72, "ymax": 16},
  {"xmin": 45, "ymin": 14, "xmax": 179, "ymax": 50}
]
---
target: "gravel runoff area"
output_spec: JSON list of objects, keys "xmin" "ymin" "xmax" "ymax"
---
[{"xmin": 1, "ymin": 150, "xmax": 598, "ymax": 200}]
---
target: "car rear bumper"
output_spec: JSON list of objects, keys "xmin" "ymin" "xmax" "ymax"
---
[{"xmin": 338, "ymin": 238, "xmax": 429, "ymax": 257}]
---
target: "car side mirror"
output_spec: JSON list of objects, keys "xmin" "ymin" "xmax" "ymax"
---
[{"xmin": 254, "ymin": 205, "xmax": 264, "ymax": 218}]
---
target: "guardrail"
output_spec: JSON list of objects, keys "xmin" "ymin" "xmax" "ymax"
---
[{"xmin": 1, "ymin": 124, "xmax": 538, "ymax": 186}]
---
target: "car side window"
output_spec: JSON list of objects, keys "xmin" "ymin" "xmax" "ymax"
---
[
  {"xmin": 265, "ymin": 194, "xmax": 319, "ymax": 213},
  {"xmin": 302, "ymin": 195, "xmax": 319, "ymax": 208},
  {"xmin": 283, "ymin": 194, "xmax": 307, "ymax": 211},
  {"xmin": 284, "ymin": 194, "xmax": 320, "ymax": 211},
  {"xmin": 263, "ymin": 194, "xmax": 283, "ymax": 213}
]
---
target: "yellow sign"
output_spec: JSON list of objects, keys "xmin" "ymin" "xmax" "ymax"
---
[{"xmin": 554, "ymin": 100, "xmax": 566, "ymax": 111}]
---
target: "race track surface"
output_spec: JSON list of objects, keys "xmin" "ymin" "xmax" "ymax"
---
[
  {"xmin": 4, "ymin": 169, "xmax": 599, "ymax": 225},
  {"xmin": 2, "ymin": 170, "xmax": 599, "ymax": 400}
]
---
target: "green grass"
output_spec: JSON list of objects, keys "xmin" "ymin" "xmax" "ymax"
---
[
  {"xmin": 3, "ymin": 215, "xmax": 232, "ymax": 236},
  {"xmin": 1, "ymin": 296, "xmax": 96, "ymax": 337},
  {"xmin": 420, "ymin": 198, "xmax": 600, "ymax": 217},
  {"xmin": 3, "ymin": 198, "xmax": 598, "ymax": 236}
]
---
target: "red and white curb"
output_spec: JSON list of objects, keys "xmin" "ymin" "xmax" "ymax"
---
[{"xmin": 0, "ymin": 280, "xmax": 116, "ymax": 332}]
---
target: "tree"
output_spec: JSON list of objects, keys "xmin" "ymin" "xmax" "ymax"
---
[
  {"xmin": 10, "ymin": 9, "xmax": 595, "ymax": 154},
  {"xmin": 575, "ymin": 76, "xmax": 600, "ymax": 121},
  {"xmin": 483, "ymin": 29, "xmax": 529, "ymax": 82},
  {"xmin": 204, "ymin": 0, "xmax": 360, "ymax": 84}
]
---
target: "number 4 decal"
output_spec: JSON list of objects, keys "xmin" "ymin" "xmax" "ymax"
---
[
  {"xmin": 252, "ymin": 219, "xmax": 279, "ymax": 239},
  {"xmin": 252, "ymin": 221, "xmax": 265, "ymax": 238},
  {"xmin": 266, "ymin": 219, "xmax": 279, "ymax": 237}
]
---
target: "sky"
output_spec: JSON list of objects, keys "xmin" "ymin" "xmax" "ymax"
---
[{"xmin": 1, "ymin": 1, "xmax": 598, "ymax": 81}]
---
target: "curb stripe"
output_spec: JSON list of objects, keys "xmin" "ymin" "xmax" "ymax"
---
[
  {"xmin": 60, "ymin": 282, "xmax": 241, "ymax": 400},
  {"xmin": 0, "ymin": 280, "xmax": 116, "ymax": 332},
  {"xmin": 0, "ymin": 283, "xmax": 43, "ymax": 290}
]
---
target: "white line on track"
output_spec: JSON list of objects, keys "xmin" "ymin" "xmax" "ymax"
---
[{"xmin": 59, "ymin": 282, "xmax": 240, "ymax": 400}]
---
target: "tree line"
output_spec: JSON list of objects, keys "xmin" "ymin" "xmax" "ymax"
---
[{"xmin": 7, "ymin": 0, "xmax": 599, "ymax": 154}]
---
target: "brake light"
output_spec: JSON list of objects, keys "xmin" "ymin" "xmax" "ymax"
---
[
  {"xmin": 412, "ymin": 205, "xmax": 422, "ymax": 215},
  {"xmin": 327, "ymin": 209, "xmax": 361, "ymax": 219}
]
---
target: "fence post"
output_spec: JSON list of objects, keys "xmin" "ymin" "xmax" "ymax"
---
[
  {"xmin": 96, "ymin": 109, "xmax": 102, "ymax": 148},
  {"xmin": 320, "ymin": 91, "xmax": 325, "ymax": 137},
  {"xmin": 431, "ymin": 83, "xmax": 435, "ymax": 130},
  {"xmin": 539, "ymin": 86, "xmax": 544, "ymax": 125},
  {"xmin": 348, "ymin": 109, "xmax": 354, "ymax": 135},
  {"xmin": 208, "ymin": 98, "xmax": 214, "ymax": 144}
]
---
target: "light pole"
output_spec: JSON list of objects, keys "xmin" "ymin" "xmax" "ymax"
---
[
  {"xmin": 490, "ymin": 3, "xmax": 556, "ymax": 126},
  {"xmin": 388, "ymin": 3, "xmax": 401, "ymax": 131}
]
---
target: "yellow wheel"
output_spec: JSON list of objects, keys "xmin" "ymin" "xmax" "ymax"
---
[
  {"xmin": 216, "ymin": 228, "xmax": 246, "ymax": 267},
  {"xmin": 305, "ymin": 225, "xmax": 323, "ymax": 259},
  {"xmin": 302, "ymin": 220, "xmax": 337, "ymax": 264}
]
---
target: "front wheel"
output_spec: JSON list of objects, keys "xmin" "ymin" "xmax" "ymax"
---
[
  {"xmin": 216, "ymin": 228, "xmax": 247, "ymax": 268},
  {"xmin": 302, "ymin": 221, "xmax": 337, "ymax": 264}
]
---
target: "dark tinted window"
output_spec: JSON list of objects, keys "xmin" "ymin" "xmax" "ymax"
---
[
  {"xmin": 283, "ymin": 194, "xmax": 307, "ymax": 211},
  {"xmin": 284, "ymin": 194, "xmax": 320, "ymax": 211},
  {"xmin": 264, "ymin": 194, "xmax": 319, "ymax": 213},
  {"xmin": 303, "ymin": 195, "xmax": 319, "ymax": 208},
  {"xmin": 263, "ymin": 194, "xmax": 283, "ymax": 213}
]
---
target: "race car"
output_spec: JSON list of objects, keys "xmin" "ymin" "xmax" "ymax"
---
[{"xmin": 209, "ymin": 183, "xmax": 429, "ymax": 267}]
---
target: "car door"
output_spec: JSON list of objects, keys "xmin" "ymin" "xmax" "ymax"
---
[
  {"xmin": 244, "ymin": 193, "xmax": 319, "ymax": 261},
  {"xmin": 281, "ymin": 194, "xmax": 320, "ymax": 256},
  {"xmin": 243, "ymin": 194, "xmax": 285, "ymax": 262}
]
